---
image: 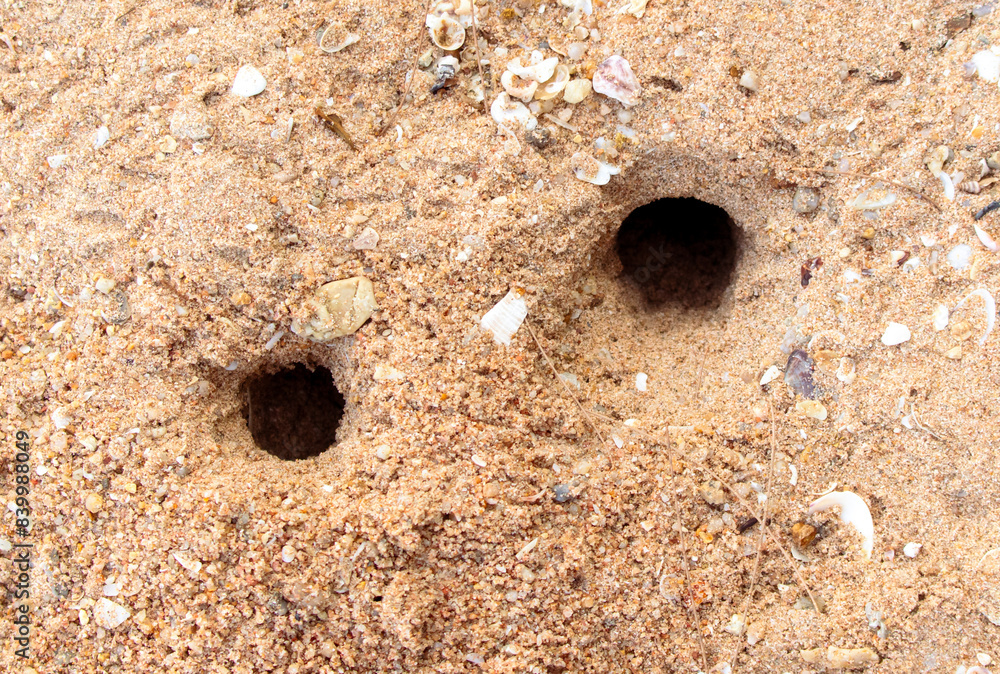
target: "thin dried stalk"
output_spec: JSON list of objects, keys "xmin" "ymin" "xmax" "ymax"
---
[
  {"xmin": 524, "ymin": 318, "xmax": 607, "ymax": 448},
  {"xmin": 730, "ymin": 400, "xmax": 778, "ymax": 671},
  {"xmin": 789, "ymin": 166, "xmax": 942, "ymax": 213},
  {"xmin": 377, "ymin": 0, "xmax": 436, "ymax": 136}
]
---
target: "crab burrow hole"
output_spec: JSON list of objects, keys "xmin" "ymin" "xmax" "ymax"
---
[
  {"xmin": 615, "ymin": 197, "xmax": 741, "ymax": 310},
  {"xmin": 241, "ymin": 363, "xmax": 345, "ymax": 461}
]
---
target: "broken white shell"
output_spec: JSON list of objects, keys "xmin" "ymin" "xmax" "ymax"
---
[
  {"xmin": 426, "ymin": 13, "xmax": 466, "ymax": 51},
  {"xmin": 501, "ymin": 70, "xmax": 539, "ymax": 102},
  {"xmin": 93, "ymin": 597, "xmax": 131, "ymax": 629},
  {"xmin": 953, "ymin": 288, "xmax": 996, "ymax": 346},
  {"xmin": 319, "ymin": 26, "xmax": 361, "ymax": 54},
  {"xmin": 836, "ymin": 357, "xmax": 856, "ymax": 384},
  {"xmin": 571, "ymin": 152, "xmax": 619, "ymax": 185},
  {"xmin": 932, "ymin": 303, "xmax": 949, "ymax": 332},
  {"xmin": 807, "ymin": 491, "xmax": 874, "ymax": 560},
  {"xmin": 593, "ymin": 55, "xmax": 642, "ymax": 107},
  {"xmin": 939, "ymin": 171, "xmax": 956, "ymax": 201},
  {"xmin": 507, "ymin": 51, "xmax": 559, "ymax": 83},
  {"xmin": 481, "ymin": 288, "xmax": 527, "ymax": 346},
  {"xmin": 903, "ymin": 542, "xmax": 922, "ymax": 558},
  {"xmin": 534, "ymin": 64, "xmax": 571, "ymax": 100},
  {"xmin": 971, "ymin": 50, "xmax": 1000, "ymax": 83},
  {"xmin": 974, "ymin": 223, "xmax": 999, "ymax": 252},
  {"xmin": 231, "ymin": 65, "xmax": 266, "ymax": 97},
  {"xmin": 848, "ymin": 187, "xmax": 896, "ymax": 210},
  {"xmin": 759, "ymin": 365, "xmax": 781, "ymax": 386},
  {"xmin": 881, "ymin": 322, "xmax": 911, "ymax": 346},
  {"xmin": 490, "ymin": 92, "xmax": 534, "ymax": 128}
]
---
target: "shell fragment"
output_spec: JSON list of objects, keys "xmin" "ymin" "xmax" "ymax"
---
[{"xmin": 481, "ymin": 288, "xmax": 528, "ymax": 346}]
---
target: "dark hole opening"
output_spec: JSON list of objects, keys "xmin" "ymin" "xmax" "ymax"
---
[
  {"xmin": 242, "ymin": 364, "xmax": 344, "ymax": 460},
  {"xmin": 616, "ymin": 197, "xmax": 739, "ymax": 309}
]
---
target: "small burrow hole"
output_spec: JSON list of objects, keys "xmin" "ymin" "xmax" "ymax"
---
[
  {"xmin": 241, "ymin": 363, "xmax": 344, "ymax": 460},
  {"xmin": 616, "ymin": 197, "xmax": 740, "ymax": 310}
]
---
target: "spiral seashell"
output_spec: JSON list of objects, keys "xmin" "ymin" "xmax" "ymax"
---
[
  {"xmin": 959, "ymin": 179, "xmax": 982, "ymax": 194},
  {"xmin": 501, "ymin": 70, "xmax": 539, "ymax": 102},
  {"xmin": 534, "ymin": 64, "xmax": 571, "ymax": 100},
  {"xmin": 426, "ymin": 13, "xmax": 465, "ymax": 51}
]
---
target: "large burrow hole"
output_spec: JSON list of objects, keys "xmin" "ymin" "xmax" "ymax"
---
[
  {"xmin": 616, "ymin": 197, "xmax": 740, "ymax": 310},
  {"xmin": 241, "ymin": 363, "xmax": 345, "ymax": 461}
]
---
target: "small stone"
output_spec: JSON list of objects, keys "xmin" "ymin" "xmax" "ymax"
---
[
  {"xmin": 373, "ymin": 364, "xmax": 405, "ymax": 381},
  {"xmin": 563, "ymin": 78, "xmax": 593, "ymax": 104},
  {"xmin": 945, "ymin": 345, "xmax": 962, "ymax": 359},
  {"xmin": 881, "ymin": 322, "xmax": 911, "ymax": 346},
  {"xmin": 738, "ymin": 70, "xmax": 759, "ymax": 92},
  {"xmin": 553, "ymin": 484, "xmax": 572, "ymax": 502},
  {"xmin": 375, "ymin": 445, "xmax": 392, "ymax": 460},
  {"xmin": 826, "ymin": 646, "xmax": 880, "ymax": 669},
  {"xmin": 903, "ymin": 542, "xmax": 922, "ymax": 558},
  {"xmin": 978, "ymin": 653, "xmax": 993, "ymax": 666},
  {"xmin": 795, "ymin": 400, "xmax": 827, "ymax": 420},
  {"xmin": 792, "ymin": 187, "xmax": 819, "ymax": 213},
  {"xmin": 932, "ymin": 303, "xmax": 949, "ymax": 332},
  {"xmin": 93, "ymin": 598, "xmax": 130, "ymax": 629},
  {"xmin": 699, "ymin": 480, "xmax": 726, "ymax": 506},
  {"xmin": 592, "ymin": 55, "xmax": 641, "ymax": 106},
  {"xmin": 950, "ymin": 319, "xmax": 974, "ymax": 341},
  {"xmin": 351, "ymin": 226, "xmax": 379, "ymax": 250},
  {"xmin": 791, "ymin": 521, "xmax": 817, "ymax": 548},
  {"xmin": 231, "ymin": 65, "xmax": 267, "ymax": 96},
  {"xmin": 85, "ymin": 493, "xmax": 104, "ymax": 513},
  {"xmin": 170, "ymin": 99, "xmax": 214, "ymax": 140},
  {"xmin": 281, "ymin": 545, "xmax": 295, "ymax": 563},
  {"xmin": 291, "ymin": 276, "xmax": 379, "ymax": 341},
  {"xmin": 158, "ymin": 135, "xmax": 178, "ymax": 154},
  {"xmin": 95, "ymin": 277, "xmax": 116, "ymax": 294}
]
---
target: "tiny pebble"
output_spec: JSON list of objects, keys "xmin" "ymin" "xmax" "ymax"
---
[
  {"xmin": 85, "ymin": 493, "xmax": 104, "ymax": 513},
  {"xmin": 792, "ymin": 187, "xmax": 819, "ymax": 213},
  {"xmin": 738, "ymin": 70, "xmax": 759, "ymax": 92},
  {"xmin": 93, "ymin": 125, "xmax": 110, "ymax": 148},
  {"xmin": 947, "ymin": 244, "xmax": 972, "ymax": 270},
  {"xmin": 281, "ymin": 545, "xmax": 295, "ymax": 563},
  {"xmin": 978, "ymin": 654, "xmax": 992, "ymax": 666},
  {"xmin": 471, "ymin": 454, "xmax": 487, "ymax": 467},
  {"xmin": 903, "ymin": 542, "xmax": 922, "ymax": 558},
  {"xmin": 553, "ymin": 484, "xmax": 572, "ymax": 502}
]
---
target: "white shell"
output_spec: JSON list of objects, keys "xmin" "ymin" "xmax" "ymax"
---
[
  {"xmin": 971, "ymin": 50, "xmax": 1000, "ymax": 83},
  {"xmin": 560, "ymin": 0, "xmax": 593, "ymax": 15},
  {"xmin": 534, "ymin": 64, "xmax": 571, "ymax": 100},
  {"xmin": 881, "ymin": 322, "xmax": 911, "ymax": 346},
  {"xmin": 974, "ymin": 223, "xmax": 999, "ymax": 252},
  {"xmin": 953, "ymin": 288, "xmax": 996, "ymax": 346},
  {"xmin": 93, "ymin": 125, "xmax": 110, "ymax": 148},
  {"xmin": 635, "ymin": 372, "xmax": 648, "ymax": 391},
  {"xmin": 939, "ymin": 171, "xmax": 955, "ymax": 201},
  {"xmin": 490, "ymin": 92, "xmax": 534, "ymax": 128},
  {"xmin": 93, "ymin": 598, "xmax": 131, "ymax": 629},
  {"xmin": 571, "ymin": 152, "xmax": 619, "ymax": 185},
  {"xmin": 507, "ymin": 51, "xmax": 559, "ymax": 83},
  {"xmin": 319, "ymin": 27, "xmax": 360, "ymax": 54},
  {"xmin": 759, "ymin": 365, "xmax": 781, "ymax": 386},
  {"xmin": 848, "ymin": 187, "xmax": 896, "ymax": 210},
  {"xmin": 426, "ymin": 13, "xmax": 465, "ymax": 51},
  {"xmin": 501, "ymin": 70, "xmax": 539, "ymax": 102},
  {"xmin": 932, "ymin": 303, "xmax": 949, "ymax": 332},
  {"xmin": 903, "ymin": 542, "xmax": 922, "ymax": 558},
  {"xmin": 738, "ymin": 70, "xmax": 759, "ymax": 92},
  {"xmin": 481, "ymin": 288, "xmax": 527, "ymax": 346},
  {"xmin": 593, "ymin": 55, "xmax": 642, "ymax": 107},
  {"xmin": 231, "ymin": 65, "xmax": 266, "ymax": 97},
  {"xmin": 807, "ymin": 491, "xmax": 874, "ymax": 560}
]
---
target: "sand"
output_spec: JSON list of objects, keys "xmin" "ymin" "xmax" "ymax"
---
[{"xmin": 2, "ymin": 0, "xmax": 1000, "ymax": 671}]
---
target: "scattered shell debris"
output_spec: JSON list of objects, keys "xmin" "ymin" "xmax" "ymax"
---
[
  {"xmin": 290, "ymin": 276, "xmax": 378, "ymax": 341},
  {"xmin": 93, "ymin": 598, "xmax": 131, "ymax": 629},
  {"xmin": 481, "ymin": 288, "xmax": 527, "ymax": 346},
  {"xmin": 807, "ymin": 491, "xmax": 875, "ymax": 560}
]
